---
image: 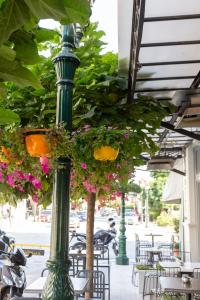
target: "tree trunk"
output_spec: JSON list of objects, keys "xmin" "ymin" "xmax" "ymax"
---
[{"xmin": 85, "ymin": 192, "xmax": 96, "ymax": 298}]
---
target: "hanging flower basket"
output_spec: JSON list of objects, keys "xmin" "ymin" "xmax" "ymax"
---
[
  {"xmin": 93, "ymin": 146, "xmax": 119, "ymax": 161},
  {"xmin": 25, "ymin": 129, "xmax": 51, "ymax": 158}
]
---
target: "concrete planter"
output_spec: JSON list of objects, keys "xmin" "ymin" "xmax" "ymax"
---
[{"xmin": 137, "ymin": 269, "xmax": 156, "ymax": 294}]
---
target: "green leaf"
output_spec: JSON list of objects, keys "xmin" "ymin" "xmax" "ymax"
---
[
  {"xmin": 24, "ymin": 0, "xmax": 91, "ymax": 24},
  {"xmin": 0, "ymin": 107, "xmax": 20, "ymax": 124},
  {"xmin": 0, "ymin": 0, "xmax": 5, "ymax": 9},
  {"xmin": 0, "ymin": 57, "xmax": 41, "ymax": 88},
  {"xmin": 35, "ymin": 28, "xmax": 59, "ymax": 43},
  {"xmin": 0, "ymin": 0, "xmax": 31, "ymax": 45},
  {"xmin": 11, "ymin": 30, "xmax": 41, "ymax": 64},
  {"xmin": 80, "ymin": 106, "xmax": 96, "ymax": 120},
  {"xmin": 0, "ymin": 45, "xmax": 16, "ymax": 61}
]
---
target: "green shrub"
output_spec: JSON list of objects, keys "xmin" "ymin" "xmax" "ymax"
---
[
  {"xmin": 173, "ymin": 218, "xmax": 180, "ymax": 233},
  {"xmin": 156, "ymin": 214, "xmax": 174, "ymax": 226}
]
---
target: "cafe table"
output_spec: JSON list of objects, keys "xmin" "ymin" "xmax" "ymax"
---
[
  {"xmin": 145, "ymin": 233, "xmax": 163, "ymax": 247},
  {"xmin": 160, "ymin": 261, "xmax": 200, "ymax": 275},
  {"xmin": 25, "ymin": 276, "xmax": 89, "ymax": 296},
  {"xmin": 160, "ymin": 276, "xmax": 200, "ymax": 300}
]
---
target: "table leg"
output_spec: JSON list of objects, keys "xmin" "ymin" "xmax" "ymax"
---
[
  {"xmin": 186, "ymin": 293, "xmax": 191, "ymax": 300},
  {"xmin": 152, "ymin": 236, "xmax": 154, "ymax": 247}
]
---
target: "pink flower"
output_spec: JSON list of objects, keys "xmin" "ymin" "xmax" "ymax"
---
[
  {"xmin": 7, "ymin": 174, "xmax": 15, "ymax": 187},
  {"xmin": 31, "ymin": 179, "xmax": 42, "ymax": 190},
  {"xmin": 40, "ymin": 157, "xmax": 49, "ymax": 174},
  {"xmin": 16, "ymin": 184, "xmax": 25, "ymax": 192},
  {"xmin": 83, "ymin": 124, "xmax": 91, "ymax": 132},
  {"xmin": 107, "ymin": 173, "xmax": 114, "ymax": 180},
  {"xmin": 102, "ymin": 184, "xmax": 111, "ymax": 192},
  {"xmin": 33, "ymin": 194, "xmax": 38, "ymax": 203},
  {"xmin": 81, "ymin": 163, "xmax": 87, "ymax": 170}
]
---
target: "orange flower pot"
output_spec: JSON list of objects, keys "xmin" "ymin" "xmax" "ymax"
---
[
  {"xmin": 93, "ymin": 146, "xmax": 119, "ymax": 161},
  {"xmin": 25, "ymin": 129, "xmax": 50, "ymax": 157}
]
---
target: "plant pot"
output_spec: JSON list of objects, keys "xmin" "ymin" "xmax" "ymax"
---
[
  {"xmin": 25, "ymin": 129, "xmax": 50, "ymax": 157},
  {"xmin": 93, "ymin": 146, "xmax": 119, "ymax": 161},
  {"xmin": 0, "ymin": 146, "xmax": 12, "ymax": 163},
  {"xmin": 173, "ymin": 249, "xmax": 179, "ymax": 257}
]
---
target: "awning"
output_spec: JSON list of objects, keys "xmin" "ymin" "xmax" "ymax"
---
[{"xmin": 162, "ymin": 158, "xmax": 184, "ymax": 203}]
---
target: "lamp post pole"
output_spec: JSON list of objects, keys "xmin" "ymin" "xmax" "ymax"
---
[
  {"xmin": 42, "ymin": 25, "xmax": 80, "ymax": 300},
  {"xmin": 116, "ymin": 192, "xmax": 129, "ymax": 265},
  {"xmin": 145, "ymin": 188, "xmax": 149, "ymax": 228}
]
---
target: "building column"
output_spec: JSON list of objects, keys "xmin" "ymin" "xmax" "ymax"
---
[{"xmin": 182, "ymin": 144, "xmax": 200, "ymax": 262}]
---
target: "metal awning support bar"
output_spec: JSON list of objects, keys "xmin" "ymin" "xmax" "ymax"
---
[
  {"xmin": 128, "ymin": 0, "xmax": 145, "ymax": 102},
  {"xmin": 161, "ymin": 121, "xmax": 200, "ymax": 141},
  {"xmin": 141, "ymin": 40, "xmax": 200, "ymax": 47},
  {"xmin": 171, "ymin": 169, "xmax": 186, "ymax": 176},
  {"xmin": 136, "ymin": 76, "xmax": 195, "ymax": 81},
  {"xmin": 141, "ymin": 60, "xmax": 200, "ymax": 66},
  {"xmin": 144, "ymin": 14, "xmax": 200, "ymax": 22}
]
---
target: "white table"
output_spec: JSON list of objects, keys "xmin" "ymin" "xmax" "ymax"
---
[
  {"xmin": 160, "ymin": 261, "xmax": 200, "ymax": 273},
  {"xmin": 25, "ymin": 276, "xmax": 88, "ymax": 295}
]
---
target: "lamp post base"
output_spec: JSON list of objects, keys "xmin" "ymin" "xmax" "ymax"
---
[
  {"xmin": 116, "ymin": 255, "xmax": 129, "ymax": 265},
  {"xmin": 42, "ymin": 259, "xmax": 74, "ymax": 300}
]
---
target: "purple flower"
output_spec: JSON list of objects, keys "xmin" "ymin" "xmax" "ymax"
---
[
  {"xmin": 81, "ymin": 163, "xmax": 87, "ymax": 170},
  {"xmin": 33, "ymin": 194, "xmax": 38, "ymax": 203},
  {"xmin": 124, "ymin": 133, "xmax": 129, "ymax": 139},
  {"xmin": 0, "ymin": 162, "xmax": 7, "ymax": 170}
]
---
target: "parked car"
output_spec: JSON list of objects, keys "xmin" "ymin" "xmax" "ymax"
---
[
  {"xmin": 39, "ymin": 210, "xmax": 52, "ymax": 222},
  {"xmin": 77, "ymin": 211, "xmax": 87, "ymax": 222},
  {"xmin": 125, "ymin": 209, "xmax": 138, "ymax": 225},
  {"xmin": 69, "ymin": 211, "xmax": 80, "ymax": 230}
]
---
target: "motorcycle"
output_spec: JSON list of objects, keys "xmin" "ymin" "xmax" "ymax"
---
[
  {"xmin": 0, "ymin": 248, "xmax": 32, "ymax": 300},
  {"xmin": 70, "ymin": 218, "xmax": 119, "ymax": 256},
  {"xmin": 0, "ymin": 231, "xmax": 32, "ymax": 300}
]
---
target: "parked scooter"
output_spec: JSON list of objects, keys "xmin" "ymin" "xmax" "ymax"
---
[
  {"xmin": 0, "ymin": 248, "xmax": 32, "ymax": 300},
  {"xmin": 0, "ymin": 230, "xmax": 32, "ymax": 300},
  {"xmin": 70, "ymin": 218, "xmax": 119, "ymax": 256}
]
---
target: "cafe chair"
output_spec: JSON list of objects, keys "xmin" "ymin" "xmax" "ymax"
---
[
  {"xmin": 161, "ymin": 267, "xmax": 181, "ymax": 277},
  {"xmin": 192, "ymin": 269, "xmax": 200, "ymax": 300},
  {"xmin": 75, "ymin": 270, "xmax": 105, "ymax": 300},
  {"xmin": 143, "ymin": 272, "xmax": 162, "ymax": 299},
  {"xmin": 193, "ymin": 268, "xmax": 200, "ymax": 279}
]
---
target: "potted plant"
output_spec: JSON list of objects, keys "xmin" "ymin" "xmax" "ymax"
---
[
  {"xmin": 0, "ymin": 124, "xmax": 71, "ymax": 204},
  {"xmin": 69, "ymin": 125, "xmax": 147, "ymax": 200},
  {"xmin": 173, "ymin": 242, "xmax": 180, "ymax": 257}
]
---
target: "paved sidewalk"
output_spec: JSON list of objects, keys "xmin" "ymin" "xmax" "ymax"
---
[{"xmin": 110, "ymin": 261, "xmax": 140, "ymax": 300}]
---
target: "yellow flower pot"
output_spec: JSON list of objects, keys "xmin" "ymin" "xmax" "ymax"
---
[{"xmin": 93, "ymin": 146, "xmax": 119, "ymax": 161}]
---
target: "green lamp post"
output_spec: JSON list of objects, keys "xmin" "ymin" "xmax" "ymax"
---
[
  {"xmin": 116, "ymin": 192, "xmax": 129, "ymax": 265},
  {"xmin": 42, "ymin": 24, "xmax": 80, "ymax": 300}
]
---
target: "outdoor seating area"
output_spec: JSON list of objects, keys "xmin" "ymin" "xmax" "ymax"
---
[
  {"xmin": 132, "ymin": 233, "xmax": 200, "ymax": 299},
  {"xmin": 23, "ymin": 246, "xmax": 111, "ymax": 300}
]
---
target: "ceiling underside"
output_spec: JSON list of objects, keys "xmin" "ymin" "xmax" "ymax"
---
[{"xmin": 126, "ymin": 0, "xmax": 200, "ymax": 159}]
